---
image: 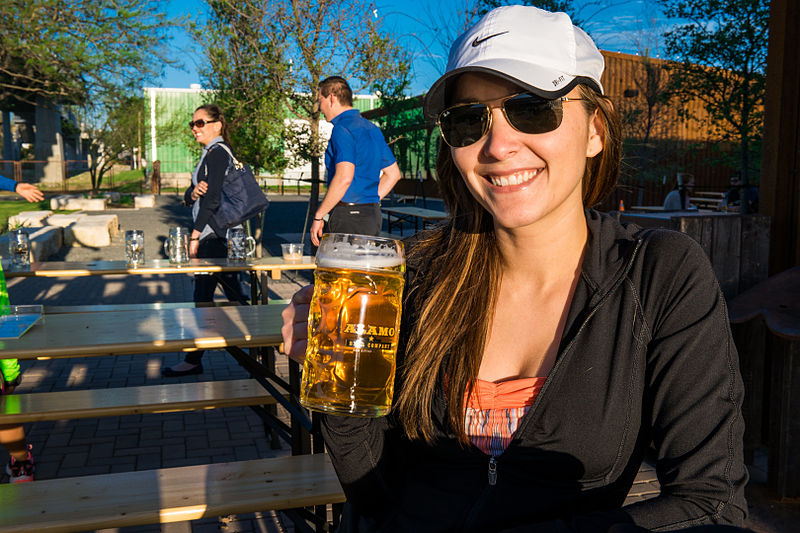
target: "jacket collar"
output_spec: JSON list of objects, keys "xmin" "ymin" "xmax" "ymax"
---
[{"xmin": 580, "ymin": 209, "xmax": 643, "ymax": 301}]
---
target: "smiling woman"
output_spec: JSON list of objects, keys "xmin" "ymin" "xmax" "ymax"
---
[
  {"xmin": 160, "ymin": 103, "xmax": 250, "ymax": 378},
  {"xmin": 280, "ymin": 5, "xmax": 749, "ymax": 532}
]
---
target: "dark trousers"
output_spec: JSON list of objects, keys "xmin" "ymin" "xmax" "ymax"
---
[
  {"xmin": 185, "ymin": 235, "xmax": 249, "ymax": 365},
  {"xmin": 329, "ymin": 203, "xmax": 382, "ymax": 236}
]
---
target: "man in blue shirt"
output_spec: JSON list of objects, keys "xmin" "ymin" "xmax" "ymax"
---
[{"xmin": 310, "ymin": 76, "xmax": 401, "ymax": 246}]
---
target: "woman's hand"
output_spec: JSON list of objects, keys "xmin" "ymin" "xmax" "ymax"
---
[
  {"xmin": 191, "ymin": 181, "xmax": 208, "ymax": 202},
  {"xmin": 281, "ymin": 284, "xmax": 314, "ymax": 364}
]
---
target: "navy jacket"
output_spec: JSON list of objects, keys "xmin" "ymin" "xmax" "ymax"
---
[{"xmin": 321, "ymin": 210, "xmax": 748, "ymax": 532}]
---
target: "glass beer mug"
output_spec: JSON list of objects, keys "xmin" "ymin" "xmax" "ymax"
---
[
  {"xmin": 163, "ymin": 227, "xmax": 189, "ymax": 264},
  {"xmin": 8, "ymin": 229, "xmax": 30, "ymax": 267},
  {"xmin": 300, "ymin": 233, "xmax": 405, "ymax": 417},
  {"xmin": 226, "ymin": 227, "xmax": 255, "ymax": 262},
  {"xmin": 124, "ymin": 230, "xmax": 145, "ymax": 267}
]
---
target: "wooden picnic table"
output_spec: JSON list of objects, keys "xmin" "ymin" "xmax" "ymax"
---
[
  {"xmin": 1, "ymin": 256, "xmax": 315, "ymax": 278},
  {"xmin": 0, "ymin": 304, "xmax": 285, "ymax": 360},
  {"xmin": 382, "ymin": 205, "xmax": 448, "ymax": 235},
  {"xmin": 2, "ymin": 256, "xmax": 316, "ymax": 305},
  {"xmin": 0, "ymin": 262, "xmax": 337, "ymax": 530}
]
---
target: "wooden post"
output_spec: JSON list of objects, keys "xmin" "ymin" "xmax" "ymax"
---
[
  {"xmin": 152, "ymin": 160, "xmax": 161, "ymax": 195},
  {"xmin": 761, "ymin": 0, "xmax": 800, "ymax": 272}
]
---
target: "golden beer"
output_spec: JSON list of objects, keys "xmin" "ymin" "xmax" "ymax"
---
[{"xmin": 300, "ymin": 234, "xmax": 405, "ymax": 417}]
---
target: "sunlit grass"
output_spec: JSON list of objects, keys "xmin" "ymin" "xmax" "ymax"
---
[
  {"xmin": 39, "ymin": 168, "xmax": 147, "ymax": 193},
  {"xmin": 0, "ymin": 199, "xmax": 51, "ymax": 233}
]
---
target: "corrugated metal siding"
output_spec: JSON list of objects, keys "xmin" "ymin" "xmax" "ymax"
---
[
  {"xmin": 144, "ymin": 89, "xmax": 380, "ymax": 175},
  {"xmin": 601, "ymin": 51, "xmax": 714, "ymax": 142},
  {"xmin": 144, "ymin": 88, "xmax": 211, "ymax": 174},
  {"xmin": 353, "ymin": 95, "xmax": 379, "ymax": 112}
]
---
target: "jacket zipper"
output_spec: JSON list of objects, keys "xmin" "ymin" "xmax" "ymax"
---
[
  {"xmin": 459, "ymin": 237, "xmax": 645, "ymax": 531},
  {"xmin": 488, "ymin": 456, "xmax": 497, "ymax": 485}
]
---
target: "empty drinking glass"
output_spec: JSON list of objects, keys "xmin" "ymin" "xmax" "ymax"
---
[
  {"xmin": 125, "ymin": 230, "xmax": 145, "ymax": 267},
  {"xmin": 281, "ymin": 243, "xmax": 303, "ymax": 263},
  {"xmin": 8, "ymin": 229, "xmax": 30, "ymax": 267},
  {"xmin": 164, "ymin": 227, "xmax": 189, "ymax": 264},
  {"xmin": 226, "ymin": 227, "xmax": 256, "ymax": 262}
]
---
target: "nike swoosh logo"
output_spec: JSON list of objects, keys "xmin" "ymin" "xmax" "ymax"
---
[{"xmin": 472, "ymin": 31, "xmax": 508, "ymax": 47}]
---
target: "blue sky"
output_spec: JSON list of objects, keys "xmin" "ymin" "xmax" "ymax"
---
[{"xmin": 160, "ymin": 0, "xmax": 671, "ymax": 95}]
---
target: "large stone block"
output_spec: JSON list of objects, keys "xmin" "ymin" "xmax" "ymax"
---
[
  {"xmin": 64, "ymin": 214, "xmax": 119, "ymax": 247},
  {"xmin": 134, "ymin": 194, "xmax": 155, "ymax": 208},
  {"xmin": 50, "ymin": 194, "xmax": 84, "ymax": 210},
  {"xmin": 65, "ymin": 221, "xmax": 110, "ymax": 247},
  {"xmin": 85, "ymin": 214, "xmax": 119, "ymax": 237},
  {"xmin": 8, "ymin": 210, "xmax": 53, "ymax": 228},
  {"xmin": 0, "ymin": 226, "xmax": 62, "ymax": 261},
  {"xmin": 82, "ymin": 197, "xmax": 108, "ymax": 211},
  {"xmin": 46, "ymin": 213, "xmax": 86, "ymax": 227},
  {"xmin": 29, "ymin": 226, "xmax": 63, "ymax": 259}
]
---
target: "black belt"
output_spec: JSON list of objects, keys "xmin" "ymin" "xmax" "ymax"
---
[{"xmin": 336, "ymin": 202, "xmax": 379, "ymax": 207}]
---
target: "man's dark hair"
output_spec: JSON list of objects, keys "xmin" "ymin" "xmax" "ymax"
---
[{"xmin": 319, "ymin": 76, "xmax": 353, "ymax": 107}]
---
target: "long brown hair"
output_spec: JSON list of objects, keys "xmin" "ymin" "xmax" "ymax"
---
[
  {"xmin": 395, "ymin": 84, "xmax": 622, "ymax": 445},
  {"xmin": 195, "ymin": 104, "xmax": 233, "ymax": 148}
]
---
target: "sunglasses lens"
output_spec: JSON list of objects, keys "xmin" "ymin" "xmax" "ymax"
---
[
  {"xmin": 439, "ymin": 104, "xmax": 488, "ymax": 148},
  {"xmin": 189, "ymin": 119, "xmax": 205, "ymax": 129},
  {"xmin": 504, "ymin": 94, "xmax": 563, "ymax": 134}
]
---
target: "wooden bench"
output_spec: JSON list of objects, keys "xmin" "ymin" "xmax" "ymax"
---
[
  {"xmin": 0, "ymin": 379, "xmax": 279, "ymax": 424},
  {"xmin": 0, "ymin": 453, "xmax": 345, "ymax": 532}
]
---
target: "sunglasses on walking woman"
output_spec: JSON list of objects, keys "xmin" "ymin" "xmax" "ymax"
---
[
  {"xmin": 188, "ymin": 119, "xmax": 219, "ymax": 129},
  {"xmin": 437, "ymin": 92, "xmax": 585, "ymax": 148}
]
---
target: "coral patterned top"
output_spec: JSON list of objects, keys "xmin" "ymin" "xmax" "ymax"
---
[{"xmin": 465, "ymin": 377, "xmax": 546, "ymax": 457}]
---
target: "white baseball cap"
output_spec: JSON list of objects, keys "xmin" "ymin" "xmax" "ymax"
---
[{"xmin": 423, "ymin": 5, "xmax": 605, "ymax": 120}]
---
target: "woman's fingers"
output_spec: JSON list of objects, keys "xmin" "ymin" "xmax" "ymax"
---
[{"xmin": 281, "ymin": 285, "xmax": 314, "ymax": 363}]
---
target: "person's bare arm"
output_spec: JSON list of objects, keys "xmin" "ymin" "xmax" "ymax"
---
[
  {"xmin": 377, "ymin": 162, "xmax": 402, "ymax": 200},
  {"xmin": 310, "ymin": 161, "xmax": 355, "ymax": 246},
  {"xmin": 15, "ymin": 183, "xmax": 44, "ymax": 203}
]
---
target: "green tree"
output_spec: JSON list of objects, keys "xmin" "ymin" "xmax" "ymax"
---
[
  {"xmin": 657, "ymin": 0, "xmax": 769, "ymax": 192},
  {"xmin": 202, "ymin": 0, "xmax": 410, "ymax": 230},
  {"xmin": 0, "ymin": 0, "xmax": 179, "ymax": 107},
  {"xmin": 82, "ymin": 96, "xmax": 146, "ymax": 194},
  {"xmin": 198, "ymin": 1, "xmax": 288, "ymax": 174}
]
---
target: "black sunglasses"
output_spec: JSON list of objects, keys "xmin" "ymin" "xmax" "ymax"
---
[
  {"xmin": 437, "ymin": 92, "xmax": 585, "ymax": 148},
  {"xmin": 188, "ymin": 119, "xmax": 219, "ymax": 129}
]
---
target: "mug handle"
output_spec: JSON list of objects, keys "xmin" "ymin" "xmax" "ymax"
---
[
  {"xmin": 245, "ymin": 236, "xmax": 256, "ymax": 256},
  {"xmin": 163, "ymin": 239, "xmax": 171, "ymax": 257}
]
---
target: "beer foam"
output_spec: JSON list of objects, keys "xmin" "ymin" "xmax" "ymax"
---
[{"xmin": 317, "ymin": 240, "xmax": 403, "ymax": 270}]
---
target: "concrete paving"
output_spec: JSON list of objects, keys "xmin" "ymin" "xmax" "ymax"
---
[{"xmin": 0, "ymin": 194, "xmax": 795, "ymax": 532}]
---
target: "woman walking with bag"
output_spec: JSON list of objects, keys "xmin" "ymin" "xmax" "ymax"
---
[{"xmin": 161, "ymin": 104, "xmax": 250, "ymax": 377}]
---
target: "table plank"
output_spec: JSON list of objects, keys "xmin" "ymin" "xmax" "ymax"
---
[
  {"xmin": 1, "ymin": 256, "xmax": 316, "ymax": 278},
  {"xmin": 0, "ymin": 304, "xmax": 286, "ymax": 359},
  {"xmin": 0, "ymin": 379, "xmax": 279, "ymax": 424},
  {"xmin": 382, "ymin": 206, "xmax": 448, "ymax": 221}
]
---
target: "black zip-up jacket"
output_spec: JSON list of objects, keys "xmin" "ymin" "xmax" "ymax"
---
[
  {"xmin": 184, "ymin": 142, "xmax": 231, "ymax": 238},
  {"xmin": 321, "ymin": 210, "xmax": 748, "ymax": 532}
]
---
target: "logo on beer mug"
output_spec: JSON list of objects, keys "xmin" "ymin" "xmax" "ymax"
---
[{"xmin": 300, "ymin": 233, "xmax": 405, "ymax": 417}]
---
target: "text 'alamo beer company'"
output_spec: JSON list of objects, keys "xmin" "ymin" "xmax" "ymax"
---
[{"xmin": 300, "ymin": 233, "xmax": 405, "ymax": 417}]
